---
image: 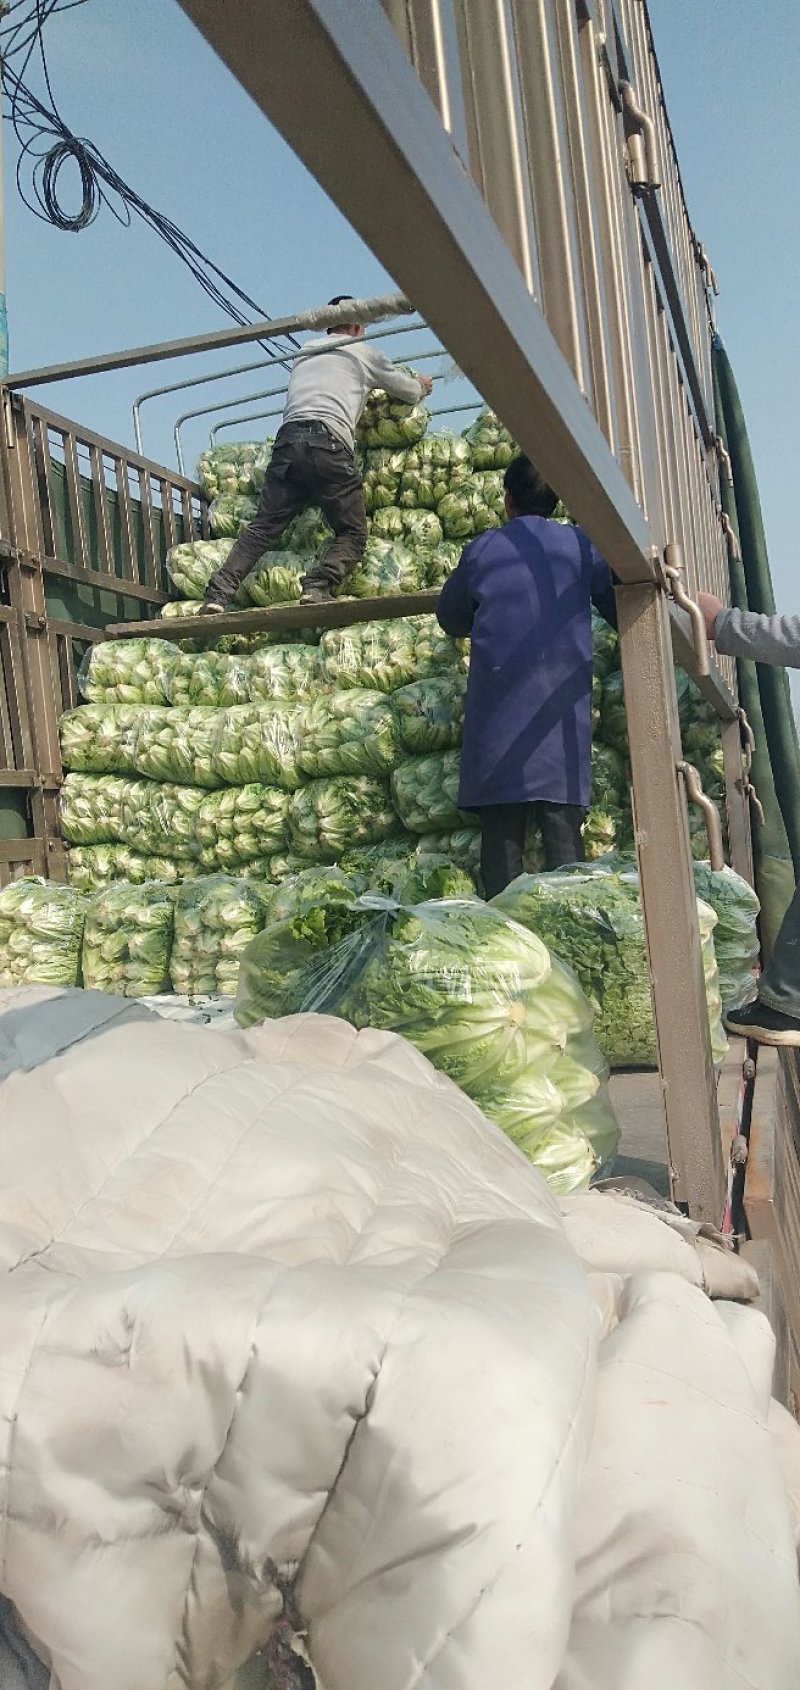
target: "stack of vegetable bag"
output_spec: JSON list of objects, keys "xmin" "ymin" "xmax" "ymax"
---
[
  {"xmin": 196, "ymin": 441, "xmax": 271, "ymax": 501},
  {"xmin": 81, "ymin": 881, "xmax": 175, "ymax": 997},
  {"xmin": 493, "ymin": 860, "xmax": 727, "ymax": 1069},
  {"xmin": 236, "ymin": 889, "xmax": 619, "ymax": 1193},
  {"xmin": 0, "ymin": 879, "xmax": 87, "ymax": 987}
]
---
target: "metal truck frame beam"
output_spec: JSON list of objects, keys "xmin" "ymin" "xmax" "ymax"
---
[{"xmin": 176, "ymin": 0, "xmax": 726, "ymax": 1221}]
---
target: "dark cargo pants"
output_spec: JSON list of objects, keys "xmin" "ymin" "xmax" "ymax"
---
[
  {"xmin": 204, "ymin": 419, "xmax": 368, "ymax": 605},
  {"xmin": 477, "ymin": 801, "xmax": 586, "ymax": 899},
  {"xmin": 758, "ymin": 881, "xmax": 800, "ymax": 1018}
]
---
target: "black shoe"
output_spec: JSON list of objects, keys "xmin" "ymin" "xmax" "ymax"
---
[
  {"xmin": 299, "ymin": 585, "xmax": 333, "ymax": 606},
  {"xmin": 723, "ymin": 999, "xmax": 800, "ymax": 1047},
  {"xmin": 199, "ymin": 600, "xmax": 227, "ymax": 616}
]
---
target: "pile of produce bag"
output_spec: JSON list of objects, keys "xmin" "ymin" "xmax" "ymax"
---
[
  {"xmin": 391, "ymin": 672, "xmax": 466, "ymax": 754},
  {"xmin": 67, "ymin": 844, "xmax": 197, "ymax": 893},
  {"xmin": 287, "ymin": 775, "xmax": 399, "ymax": 861},
  {"xmin": 438, "ymin": 471, "xmax": 505, "ymax": 539},
  {"xmin": 397, "ymin": 433, "xmax": 473, "ymax": 507},
  {"xmin": 370, "ymin": 505, "xmax": 443, "ymax": 551},
  {"xmin": 391, "ymin": 747, "xmax": 468, "ymax": 833},
  {"xmin": 81, "ymin": 880, "xmax": 175, "ymax": 997},
  {"xmin": 0, "ymin": 878, "xmax": 86, "ymax": 987}
]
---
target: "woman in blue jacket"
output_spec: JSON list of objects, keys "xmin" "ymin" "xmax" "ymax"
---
[{"xmin": 437, "ymin": 455, "xmax": 617, "ymax": 898}]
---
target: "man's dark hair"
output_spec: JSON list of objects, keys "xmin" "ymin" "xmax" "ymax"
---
[
  {"xmin": 328, "ymin": 294, "xmax": 356, "ymax": 308},
  {"xmin": 503, "ymin": 454, "xmax": 559, "ymax": 518}
]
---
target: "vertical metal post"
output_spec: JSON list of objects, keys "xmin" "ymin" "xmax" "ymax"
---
[{"xmin": 617, "ymin": 578, "xmax": 726, "ymax": 1221}]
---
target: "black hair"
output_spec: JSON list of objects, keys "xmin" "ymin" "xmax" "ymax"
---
[
  {"xmin": 503, "ymin": 454, "xmax": 559, "ymax": 518},
  {"xmin": 328, "ymin": 294, "xmax": 356, "ymax": 307}
]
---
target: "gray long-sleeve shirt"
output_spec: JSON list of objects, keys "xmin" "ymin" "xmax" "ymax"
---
[
  {"xmin": 714, "ymin": 607, "xmax": 800, "ymax": 669},
  {"xmin": 281, "ymin": 334, "xmax": 424, "ymax": 451}
]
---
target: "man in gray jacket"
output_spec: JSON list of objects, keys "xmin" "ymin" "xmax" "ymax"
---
[
  {"xmin": 202, "ymin": 296, "xmax": 431, "ymax": 610},
  {"xmin": 700, "ymin": 591, "xmax": 800, "ymax": 1045}
]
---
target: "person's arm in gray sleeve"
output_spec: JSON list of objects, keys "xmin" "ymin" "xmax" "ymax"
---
[
  {"xmin": 363, "ymin": 346, "xmax": 428, "ymax": 404},
  {"xmin": 714, "ymin": 606, "xmax": 800, "ymax": 669}
]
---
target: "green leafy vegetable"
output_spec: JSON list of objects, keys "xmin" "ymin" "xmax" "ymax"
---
[
  {"xmin": 171, "ymin": 874, "xmax": 271, "ymax": 997},
  {"xmin": 82, "ymin": 880, "xmax": 175, "ymax": 997},
  {"xmin": 391, "ymin": 748, "xmax": 468, "ymax": 833},
  {"xmin": 0, "ymin": 878, "xmax": 87, "ymax": 987}
]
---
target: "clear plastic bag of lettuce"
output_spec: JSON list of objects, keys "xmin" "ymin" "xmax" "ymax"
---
[
  {"xmin": 391, "ymin": 748, "xmax": 469, "ymax": 833},
  {"xmin": 235, "ymin": 865, "xmax": 372, "ymax": 1022},
  {"xmin": 437, "ymin": 472, "xmax": 505, "ymax": 540},
  {"xmin": 461, "ymin": 408, "xmax": 517, "ymax": 470},
  {"xmin": 398, "ymin": 434, "xmax": 473, "ymax": 509},
  {"xmin": 347, "ymin": 537, "xmax": 429, "ymax": 598},
  {"xmin": 692, "ymin": 861, "xmax": 760, "ymax": 1009},
  {"xmin": 194, "ymin": 785, "xmax": 289, "ymax": 871},
  {"xmin": 356, "ymin": 383, "xmax": 429, "ymax": 448},
  {"xmin": 319, "ymin": 615, "xmax": 464, "ymax": 693},
  {"xmin": 171, "ymin": 874, "xmax": 271, "ymax": 998},
  {"xmin": 67, "ymin": 843, "xmax": 196, "ymax": 893},
  {"xmin": 81, "ymin": 880, "xmax": 175, "ymax": 997},
  {"xmin": 244, "ymin": 551, "xmax": 310, "ymax": 608},
  {"xmin": 196, "ymin": 442, "xmax": 270, "ymax": 502},
  {"xmin": 361, "ymin": 448, "xmax": 406, "ymax": 514},
  {"xmin": 415, "ymin": 827, "xmax": 481, "ymax": 874},
  {"xmin": 0, "ymin": 877, "xmax": 87, "ymax": 987},
  {"xmin": 288, "ymin": 774, "xmax": 399, "ymax": 861},
  {"xmin": 208, "ymin": 493, "xmax": 259, "ymax": 538},
  {"xmin": 298, "ymin": 689, "xmax": 397, "ymax": 779},
  {"xmin": 370, "ymin": 505, "xmax": 443, "ymax": 551},
  {"xmin": 493, "ymin": 861, "xmax": 727, "ymax": 1069},
  {"xmin": 60, "ymin": 703, "xmax": 145, "ymax": 777},
  {"xmin": 339, "ymin": 898, "xmax": 619, "ymax": 1192},
  {"xmin": 80, "ymin": 639, "xmax": 178, "ymax": 706},
  {"xmin": 166, "ymin": 538, "xmax": 238, "ymax": 601},
  {"xmin": 391, "ymin": 672, "xmax": 466, "ymax": 755}
]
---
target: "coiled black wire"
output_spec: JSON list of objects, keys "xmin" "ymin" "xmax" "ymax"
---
[{"xmin": 0, "ymin": 0, "xmax": 299, "ymax": 358}]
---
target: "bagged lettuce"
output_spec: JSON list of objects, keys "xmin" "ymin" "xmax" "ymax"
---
[
  {"xmin": 692, "ymin": 861, "xmax": 760, "ymax": 1009},
  {"xmin": 298, "ymin": 689, "xmax": 397, "ymax": 779},
  {"xmin": 391, "ymin": 748, "xmax": 468, "ymax": 833},
  {"xmin": 167, "ymin": 649, "xmax": 250, "ymax": 709},
  {"xmin": 438, "ymin": 472, "xmax": 505, "ymax": 539},
  {"xmin": 247, "ymin": 643, "xmax": 322, "ymax": 702},
  {"xmin": 398, "ymin": 434, "xmax": 473, "ymax": 509},
  {"xmin": 0, "ymin": 878, "xmax": 87, "ymax": 987},
  {"xmin": 283, "ymin": 505, "xmax": 333, "ymax": 553},
  {"xmin": 462, "ymin": 409, "xmax": 518, "ymax": 469},
  {"xmin": 80, "ymin": 639, "xmax": 177, "ymax": 706},
  {"xmin": 415, "ymin": 828, "xmax": 481, "ymax": 875},
  {"xmin": 288, "ymin": 775, "xmax": 399, "ymax": 861},
  {"xmin": 210, "ymin": 704, "xmax": 304, "ymax": 790},
  {"xmin": 370, "ymin": 505, "xmax": 443, "ymax": 551},
  {"xmin": 60, "ymin": 772, "xmax": 133, "ymax": 846},
  {"xmin": 194, "ymin": 785, "xmax": 289, "ymax": 871},
  {"xmin": 347, "ymin": 538, "xmax": 428, "ymax": 598},
  {"xmin": 60, "ymin": 704, "xmax": 144, "ymax": 777},
  {"xmin": 319, "ymin": 615, "xmax": 463, "ymax": 693},
  {"xmin": 81, "ymin": 880, "xmax": 174, "ymax": 997},
  {"xmin": 196, "ymin": 442, "xmax": 270, "ymax": 501},
  {"xmin": 171, "ymin": 874, "xmax": 271, "ymax": 998},
  {"xmin": 361, "ymin": 448, "xmax": 406, "ymax": 514},
  {"xmin": 391, "ymin": 672, "xmax": 466, "ymax": 755},
  {"xmin": 208, "ymin": 493, "xmax": 259, "ymax": 538},
  {"xmin": 244, "ymin": 552, "xmax": 308, "ymax": 608},
  {"xmin": 341, "ymin": 897, "xmax": 618, "ymax": 1191},
  {"xmin": 425, "ymin": 540, "xmax": 463, "ymax": 589},
  {"xmin": 235, "ymin": 866, "xmax": 371, "ymax": 1022},
  {"xmin": 67, "ymin": 844, "xmax": 196, "ymax": 893},
  {"xmin": 493, "ymin": 862, "xmax": 727, "ymax": 1069},
  {"xmin": 166, "ymin": 538, "xmax": 238, "ymax": 601},
  {"xmin": 356, "ymin": 383, "xmax": 429, "ymax": 448}
]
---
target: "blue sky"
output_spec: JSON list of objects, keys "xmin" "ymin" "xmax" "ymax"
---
[{"xmin": 5, "ymin": 0, "xmax": 799, "ymax": 617}]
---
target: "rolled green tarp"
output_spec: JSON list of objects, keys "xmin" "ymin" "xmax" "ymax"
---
[
  {"xmin": 713, "ymin": 343, "xmax": 796, "ymax": 956},
  {"xmin": 713, "ymin": 335, "xmax": 800, "ymax": 881}
]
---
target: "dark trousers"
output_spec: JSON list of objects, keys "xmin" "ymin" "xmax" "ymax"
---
[
  {"xmin": 478, "ymin": 802, "xmax": 586, "ymax": 899},
  {"xmin": 205, "ymin": 420, "xmax": 368, "ymax": 605},
  {"xmin": 759, "ymin": 880, "xmax": 800, "ymax": 1018}
]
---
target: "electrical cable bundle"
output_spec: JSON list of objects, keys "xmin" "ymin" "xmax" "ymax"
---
[{"xmin": 0, "ymin": 0, "xmax": 299, "ymax": 357}]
